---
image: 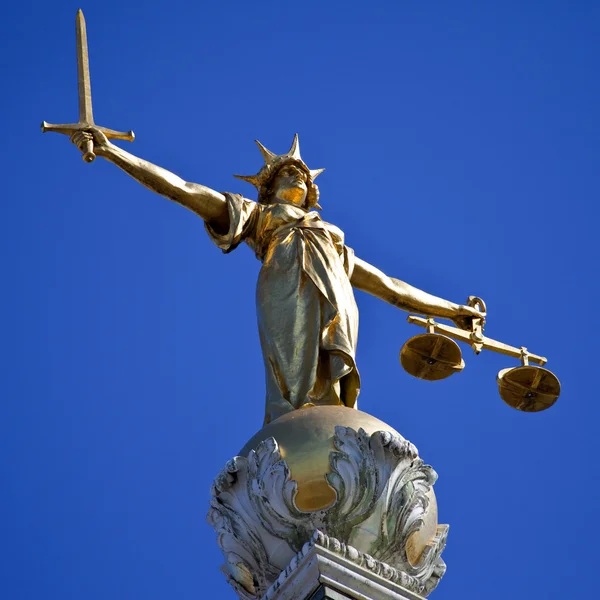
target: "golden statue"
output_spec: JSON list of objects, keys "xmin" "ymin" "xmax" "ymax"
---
[
  {"xmin": 67, "ymin": 127, "xmax": 485, "ymax": 424},
  {"xmin": 42, "ymin": 16, "xmax": 564, "ymax": 600},
  {"xmin": 44, "ymin": 11, "xmax": 559, "ymax": 424}
]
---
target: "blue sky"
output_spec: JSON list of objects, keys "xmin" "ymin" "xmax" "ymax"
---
[{"xmin": 2, "ymin": 1, "xmax": 599, "ymax": 598}]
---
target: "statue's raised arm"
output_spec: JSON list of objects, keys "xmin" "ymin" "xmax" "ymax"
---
[
  {"xmin": 69, "ymin": 124, "xmax": 487, "ymax": 425},
  {"xmin": 46, "ymin": 4, "xmax": 549, "ymax": 422},
  {"xmin": 71, "ymin": 129, "xmax": 229, "ymax": 232},
  {"xmin": 45, "ymin": 9, "xmax": 560, "ymax": 427}
]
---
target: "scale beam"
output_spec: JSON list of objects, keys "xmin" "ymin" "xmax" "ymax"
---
[
  {"xmin": 406, "ymin": 315, "xmax": 548, "ymax": 366},
  {"xmin": 402, "ymin": 308, "xmax": 560, "ymax": 412}
]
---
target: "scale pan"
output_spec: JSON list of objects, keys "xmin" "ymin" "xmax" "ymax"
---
[
  {"xmin": 497, "ymin": 366, "xmax": 560, "ymax": 412},
  {"xmin": 400, "ymin": 333, "xmax": 464, "ymax": 381}
]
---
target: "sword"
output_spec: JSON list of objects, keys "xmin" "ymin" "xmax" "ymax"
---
[{"xmin": 41, "ymin": 9, "xmax": 134, "ymax": 162}]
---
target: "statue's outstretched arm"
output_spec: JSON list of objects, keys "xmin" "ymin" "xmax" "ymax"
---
[
  {"xmin": 71, "ymin": 129, "xmax": 229, "ymax": 231},
  {"xmin": 350, "ymin": 256, "xmax": 483, "ymax": 329}
]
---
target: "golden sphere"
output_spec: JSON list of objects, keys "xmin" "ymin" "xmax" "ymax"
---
[{"xmin": 239, "ymin": 405, "xmax": 438, "ymax": 565}]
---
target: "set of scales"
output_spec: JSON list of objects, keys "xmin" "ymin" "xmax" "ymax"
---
[
  {"xmin": 401, "ymin": 296, "xmax": 560, "ymax": 412},
  {"xmin": 42, "ymin": 11, "xmax": 561, "ymax": 413}
]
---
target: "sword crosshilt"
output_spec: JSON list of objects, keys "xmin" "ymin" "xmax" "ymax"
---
[{"xmin": 41, "ymin": 9, "xmax": 134, "ymax": 162}]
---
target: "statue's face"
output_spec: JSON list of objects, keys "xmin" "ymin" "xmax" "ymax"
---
[{"xmin": 271, "ymin": 165, "xmax": 308, "ymax": 206}]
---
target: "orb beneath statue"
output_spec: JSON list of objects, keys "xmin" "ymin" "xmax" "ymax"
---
[{"xmin": 239, "ymin": 404, "xmax": 438, "ymax": 566}]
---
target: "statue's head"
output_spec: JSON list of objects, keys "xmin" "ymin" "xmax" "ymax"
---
[{"xmin": 234, "ymin": 134, "xmax": 324, "ymax": 210}]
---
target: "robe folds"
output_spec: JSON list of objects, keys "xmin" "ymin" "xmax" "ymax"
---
[{"xmin": 206, "ymin": 193, "xmax": 360, "ymax": 424}]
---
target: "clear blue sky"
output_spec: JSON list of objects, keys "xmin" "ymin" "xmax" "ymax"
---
[{"xmin": 2, "ymin": 1, "xmax": 598, "ymax": 598}]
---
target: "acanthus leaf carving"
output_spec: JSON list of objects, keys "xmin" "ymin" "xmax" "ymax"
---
[{"xmin": 208, "ymin": 427, "xmax": 447, "ymax": 599}]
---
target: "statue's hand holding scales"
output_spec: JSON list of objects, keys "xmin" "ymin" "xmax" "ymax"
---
[{"xmin": 44, "ymin": 10, "xmax": 559, "ymax": 418}]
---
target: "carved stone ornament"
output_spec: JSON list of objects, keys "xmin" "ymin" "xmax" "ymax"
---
[{"xmin": 207, "ymin": 426, "xmax": 448, "ymax": 599}]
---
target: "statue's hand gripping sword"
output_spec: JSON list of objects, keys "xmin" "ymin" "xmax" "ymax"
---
[{"xmin": 41, "ymin": 9, "xmax": 134, "ymax": 162}]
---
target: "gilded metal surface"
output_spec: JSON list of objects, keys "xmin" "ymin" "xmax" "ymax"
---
[
  {"xmin": 497, "ymin": 366, "xmax": 560, "ymax": 412},
  {"xmin": 234, "ymin": 135, "xmax": 325, "ymax": 210},
  {"xmin": 405, "ymin": 306, "xmax": 560, "ymax": 409},
  {"xmin": 406, "ymin": 315, "xmax": 548, "ymax": 366},
  {"xmin": 239, "ymin": 406, "xmax": 399, "ymax": 510},
  {"xmin": 206, "ymin": 189, "xmax": 360, "ymax": 424},
  {"xmin": 400, "ymin": 333, "xmax": 464, "ymax": 381},
  {"xmin": 61, "ymin": 128, "xmax": 483, "ymax": 423},
  {"xmin": 41, "ymin": 10, "xmax": 134, "ymax": 162},
  {"xmin": 76, "ymin": 9, "xmax": 93, "ymax": 126},
  {"xmin": 44, "ymin": 13, "xmax": 489, "ymax": 424}
]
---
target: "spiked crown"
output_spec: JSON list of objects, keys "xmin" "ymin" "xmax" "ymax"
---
[{"xmin": 234, "ymin": 134, "xmax": 325, "ymax": 210}]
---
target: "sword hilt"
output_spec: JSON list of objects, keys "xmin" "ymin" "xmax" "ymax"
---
[
  {"xmin": 41, "ymin": 121, "xmax": 135, "ymax": 164},
  {"xmin": 82, "ymin": 138, "xmax": 96, "ymax": 163}
]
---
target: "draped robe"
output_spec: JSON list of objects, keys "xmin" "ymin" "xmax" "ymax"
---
[{"xmin": 206, "ymin": 193, "xmax": 360, "ymax": 424}]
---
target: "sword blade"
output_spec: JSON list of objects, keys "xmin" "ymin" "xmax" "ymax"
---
[{"xmin": 76, "ymin": 9, "xmax": 94, "ymax": 125}]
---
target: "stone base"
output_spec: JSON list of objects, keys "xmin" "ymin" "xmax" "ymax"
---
[
  {"xmin": 208, "ymin": 418, "xmax": 447, "ymax": 598},
  {"xmin": 264, "ymin": 531, "xmax": 427, "ymax": 600}
]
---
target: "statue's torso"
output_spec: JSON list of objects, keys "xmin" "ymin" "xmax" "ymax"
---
[{"xmin": 246, "ymin": 202, "xmax": 346, "ymax": 265}]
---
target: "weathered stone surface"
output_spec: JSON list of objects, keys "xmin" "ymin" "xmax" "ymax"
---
[
  {"xmin": 207, "ymin": 425, "xmax": 447, "ymax": 599},
  {"xmin": 263, "ymin": 531, "xmax": 431, "ymax": 600}
]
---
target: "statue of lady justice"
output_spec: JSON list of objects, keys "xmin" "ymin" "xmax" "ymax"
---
[{"xmin": 71, "ymin": 129, "xmax": 484, "ymax": 424}]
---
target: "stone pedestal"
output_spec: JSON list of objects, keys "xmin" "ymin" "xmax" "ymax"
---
[
  {"xmin": 207, "ymin": 406, "xmax": 447, "ymax": 600},
  {"xmin": 263, "ymin": 531, "xmax": 431, "ymax": 600}
]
